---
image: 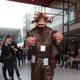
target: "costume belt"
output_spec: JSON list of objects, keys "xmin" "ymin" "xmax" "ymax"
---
[{"xmin": 31, "ymin": 55, "xmax": 49, "ymax": 65}]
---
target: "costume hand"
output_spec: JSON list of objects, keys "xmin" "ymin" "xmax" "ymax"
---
[
  {"xmin": 26, "ymin": 37, "xmax": 36, "ymax": 47},
  {"xmin": 52, "ymin": 32, "xmax": 63, "ymax": 45}
]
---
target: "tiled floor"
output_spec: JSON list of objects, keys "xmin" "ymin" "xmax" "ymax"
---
[
  {"xmin": 0, "ymin": 62, "xmax": 80, "ymax": 80},
  {"xmin": 54, "ymin": 67, "xmax": 80, "ymax": 80}
]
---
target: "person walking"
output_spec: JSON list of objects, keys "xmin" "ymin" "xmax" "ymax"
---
[
  {"xmin": 8, "ymin": 35, "xmax": 22, "ymax": 80},
  {"xmin": 1, "ymin": 35, "xmax": 14, "ymax": 80},
  {"xmin": 26, "ymin": 12, "xmax": 63, "ymax": 80}
]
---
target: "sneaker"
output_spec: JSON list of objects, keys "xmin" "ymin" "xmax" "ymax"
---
[{"xmin": 18, "ymin": 77, "xmax": 22, "ymax": 80}]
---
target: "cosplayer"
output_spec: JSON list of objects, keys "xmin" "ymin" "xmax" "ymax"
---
[{"xmin": 26, "ymin": 12, "xmax": 63, "ymax": 80}]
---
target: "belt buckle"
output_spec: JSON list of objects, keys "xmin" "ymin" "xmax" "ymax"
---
[{"xmin": 37, "ymin": 58, "xmax": 43, "ymax": 63}]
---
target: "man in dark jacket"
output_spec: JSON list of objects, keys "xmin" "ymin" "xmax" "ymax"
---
[{"xmin": 9, "ymin": 36, "xmax": 22, "ymax": 80}]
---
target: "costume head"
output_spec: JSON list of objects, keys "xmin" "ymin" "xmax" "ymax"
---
[{"xmin": 32, "ymin": 12, "xmax": 52, "ymax": 28}]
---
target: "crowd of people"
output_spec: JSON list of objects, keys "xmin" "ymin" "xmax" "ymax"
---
[
  {"xmin": 63, "ymin": 49, "xmax": 80, "ymax": 69},
  {"xmin": 55, "ymin": 48, "xmax": 80, "ymax": 69},
  {"xmin": 0, "ymin": 35, "xmax": 30, "ymax": 80}
]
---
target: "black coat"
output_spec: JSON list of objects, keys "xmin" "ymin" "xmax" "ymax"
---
[{"xmin": 1, "ymin": 44, "xmax": 12, "ymax": 63}]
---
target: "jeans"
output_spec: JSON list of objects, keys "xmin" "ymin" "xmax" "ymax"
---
[
  {"xmin": 13, "ymin": 59, "xmax": 20, "ymax": 78},
  {"xmin": 2, "ymin": 61, "xmax": 14, "ymax": 80}
]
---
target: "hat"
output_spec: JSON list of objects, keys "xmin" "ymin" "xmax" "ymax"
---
[{"xmin": 31, "ymin": 12, "xmax": 52, "ymax": 23}]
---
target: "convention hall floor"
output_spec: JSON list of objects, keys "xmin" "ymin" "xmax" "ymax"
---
[{"xmin": 0, "ymin": 61, "xmax": 80, "ymax": 80}]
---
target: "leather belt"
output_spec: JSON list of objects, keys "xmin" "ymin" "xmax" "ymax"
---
[
  {"xmin": 36, "ymin": 57, "xmax": 43, "ymax": 63},
  {"xmin": 31, "ymin": 55, "xmax": 49, "ymax": 65}
]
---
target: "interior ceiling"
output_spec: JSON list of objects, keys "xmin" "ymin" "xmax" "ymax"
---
[
  {"xmin": 8, "ymin": 0, "xmax": 80, "ymax": 11},
  {"xmin": 64, "ymin": 0, "xmax": 80, "ymax": 3},
  {"xmin": 8, "ymin": 0, "xmax": 55, "ymax": 7},
  {"xmin": 0, "ymin": 28, "xmax": 20, "ymax": 39}
]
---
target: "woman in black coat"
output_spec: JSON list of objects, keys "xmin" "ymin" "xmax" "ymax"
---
[{"xmin": 1, "ymin": 35, "xmax": 14, "ymax": 80}]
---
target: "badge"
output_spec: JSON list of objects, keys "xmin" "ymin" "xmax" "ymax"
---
[
  {"xmin": 43, "ymin": 58, "xmax": 49, "ymax": 65},
  {"xmin": 31, "ymin": 55, "xmax": 35, "ymax": 63},
  {"xmin": 40, "ymin": 45, "xmax": 46, "ymax": 52}
]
